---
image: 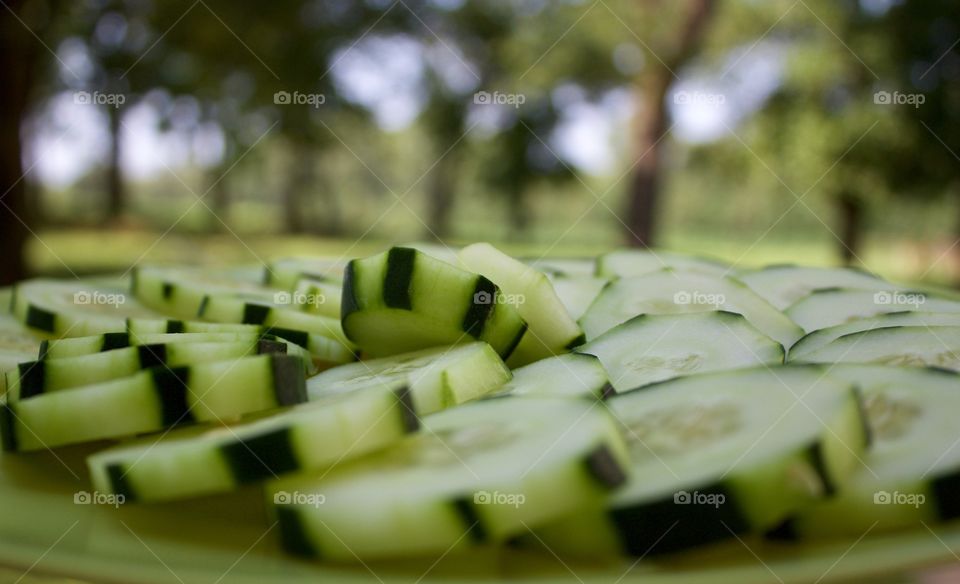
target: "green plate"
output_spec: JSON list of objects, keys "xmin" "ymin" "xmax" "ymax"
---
[{"xmin": 2, "ymin": 446, "xmax": 959, "ymax": 584}]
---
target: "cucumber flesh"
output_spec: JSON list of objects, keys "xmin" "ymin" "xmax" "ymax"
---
[
  {"xmin": 534, "ymin": 366, "xmax": 869, "ymax": 557},
  {"xmin": 580, "ymin": 269, "xmax": 803, "ymax": 348},
  {"xmin": 1, "ymin": 354, "xmax": 307, "ymax": 451},
  {"xmin": 267, "ymin": 396, "xmax": 629, "ymax": 561},
  {"xmin": 132, "ymin": 266, "xmax": 277, "ymax": 320},
  {"xmin": 795, "ymin": 326, "xmax": 960, "ymax": 371},
  {"xmin": 289, "ymin": 277, "xmax": 341, "ymax": 319},
  {"xmin": 265, "ymin": 257, "xmax": 349, "ymax": 289},
  {"xmin": 197, "ymin": 294, "xmax": 351, "ymax": 347},
  {"xmin": 580, "ymin": 311, "xmax": 784, "ymax": 392},
  {"xmin": 88, "ymin": 382, "xmax": 416, "ymax": 502},
  {"xmin": 0, "ymin": 313, "xmax": 43, "ymax": 395},
  {"xmin": 739, "ymin": 265, "xmax": 896, "ymax": 310},
  {"xmin": 773, "ymin": 365, "xmax": 960, "ymax": 538},
  {"xmin": 547, "ymin": 275, "xmax": 608, "ymax": 321},
  {"xmin": 596, "ymin": 250, "xmax": 729, "ymax": 278},
  {"xmin": 307, "ymin": 342, "xmax": 510, "ymax": 415},
  {"xmin": 459, "ymin": 243, "xmax": 585, "ymax": 366},
  {"xmin": 525, "ymin": 257, "xmax": 597, "ymax": 278},
  {"xmin": 494, "ymin": 353, "xmax": 611, "ymax": 399},
  {"xmin": 784, "ymin": 288, "xmax": 960, "ymax": 333},
  {"xmin": 342, "ymin": 248, "xmax": 527, "ymax": 359},
  {"xmin": 788, "ymin": 312, "xmax": 960, "ymax": 360}
]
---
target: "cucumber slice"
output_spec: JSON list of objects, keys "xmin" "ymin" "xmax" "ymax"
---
[
  {"xmin": 773, "ymin": 365, "xmax": 960, "ymax": 538},
  {"xmin": 126, "ymin": 319, "xmax": 356, "ymax": 366},
  {"xmin": 794, "ymin": 326, "xmax": 960, "ymax": 371},
  {"xmin": 307, "ymin": 342, "xmax": 510, "ymax": 415},
  {"xmin": 0, "ymin": 313, "xmax": 43, "ymax": 395},
  {"xmin": 784, "ymin": 288, "xmax": 960, "ymax": 333},
  {"xmin": 596, "ymin": 249, "xmax": 729, "ymax": 278},
  {"xmin": 40, "ymin": 331, "xmax": 272, "ymax": 359},
  {"xmin": 459, "ymin": 243, "xmax": 584, "ymax": 365},
  {"xmin": 788, "ymin": 312, "xmax": 960, "ymax": 360},
  {"xmin": 289, "ymin": 277, "xmax": 341, "ymax": 319},
  {"xmin": 0, "ymin": 353, "xmax": 306, "ymax": 452},
  {"xmin": 197, "ymin": 295, "xmax": 351, "ymax": 347},
  {"xmin": 342, "ymin": 247, "xmax": 527, "ymax": 359},
  {"xmin": 265, "ymin": 257, "xmax": 349, "ymax": 289},
  {"xmin": 6, "ymin": 339, "xmax": 289, "ymax": 401},
  {"xmin": 580, "ymin": 269, "xmax": 803, "ymax": 348},
  {"xmin": 267, "ymin": 396, "xmax": 629, "ymax": 560},
  {"xmin": 548, "ymin": 275, "xmax": 608, "ymax": 321},
  {"xmin": 580, "ymin": 312, "xmax": 784, "ymax": 392},
  {"xmin": 495, "ymin": 353, "xmax": 611, "ymax": 399},
  {"xmin": 739, "ymin": 265, "xmax": 896, "ymax": 310},
  {"xmin": 524, "ymin": 257, "xmax": 597, "ymax": 278},
  {"xmin": 88, "ymin": 382, "xmax": 417, "ymax": 502},
  {"xmin": 132, "ymin": 266, "xmax": 277, "ymax": 320},
  {"xmin": 535, "ymin": 366, "xmax": 869, "ymax": 557},
  {"xmin": 10, "ymin": 279, "xmax": 163, "ymax": 337}
]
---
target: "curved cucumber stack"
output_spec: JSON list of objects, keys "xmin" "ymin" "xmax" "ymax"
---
[
  {"xmin": 535, "ymin": 366, "xmax": 869, "ymax": 557},
  {"xmin": 341, "ymin": 247, "xmax": 527, "ymax": 359},
  {"xmin": 268, "ymin": 396, "xmax": 628, "ymax": 560},
  {"xmin": 794, "ymin": 326, "xmax": 960, "ymax": 371},
  {"xmin": 132, "ymin": 266, "xmax": 276, "ymax": 320},
  {"xmin": 11, "ymin": 279, "xmax": 163, "ymax": 337},
  {"xmin": 6, "ymin": 339, "xmax": 289, "ymax": 401},
  {"xmin": 784, "ymin": 288, "xmax": 960, "ymax": 333},
  {"xmin": 788, "ymin": 312, "xmax": 960, "ymax": 360},
  {"xmin": 739, "ymin": 265, "xmax": 896, "ymax": 310},
  {"xmin": 308, "ymin": 343, "xmax": 510, "ymax": 415},
  {"xmin": 773, "ymin": 366, "xmax": 960, "ymax": 538},
  {"xmin": 580, "ymin": 312, "xmax": 784, "ymax": 392},
  {"xmin": 494, "ymin": 353, "xmax": 611, "ymax": 399},
  {"xmin": 580, "ymin": 269, "xmax": 803, "ymax": 348},
  {"xmin": 265, "ymin": 257, "xmax": 349, "ymax": 289},
  {"xmin": 0, "ymin": 354, "xmax": 306, "ymax": 451},
  {"xmin": 88, "ymin": 383, "xmax": 417, "ymax": 503},
  {"xmin": 596, "ymin": 249, "xmax": 729, "ymax": 278},
  {"xmin": 40, "ymin": 331, "xmax": 273, "ymax": 359},
  {"xmin": 459, "ymin": 243, "xmax": 584, "ymax": 365}
]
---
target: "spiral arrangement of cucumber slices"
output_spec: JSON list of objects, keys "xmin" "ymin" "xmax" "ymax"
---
[{"xmin": 3, "ymin": 245, "xmax": 960, "ymax": 567}]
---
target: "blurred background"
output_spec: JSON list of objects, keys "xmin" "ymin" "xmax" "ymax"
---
[{"xmin": 0, "ymin": 0, "xmax": 958, "ymax": 286}]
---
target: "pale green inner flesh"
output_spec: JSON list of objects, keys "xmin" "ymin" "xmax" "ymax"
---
[
  {"xmin": 799, "ymin": 326, "xmax": 960, "ymax": 371},
  {"xmin": 597, "ymin": 250, "xmax": 729, "ymax": 278},
  {"xmin": 740, "ymin": 266, "xmax": 894, "ymax": 310},
  {"xmin": 789, "ymin": 312, "xmax": 960, "ymax": 359},
  {"xmin": 498, "ymin": 353, "xmax": 608, "ymax": 398},
  {"xmin": 785, "ymin": 289, "xmax": 960, "ymax": 333}
]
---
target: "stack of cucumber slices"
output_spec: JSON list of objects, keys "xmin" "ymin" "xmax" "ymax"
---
[{"xmin": 2, "ymin": 245, "xmax": 960, "ymax": 566}]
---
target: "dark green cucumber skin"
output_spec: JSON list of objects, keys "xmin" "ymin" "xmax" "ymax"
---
[
  {"xmin": 0, "ymin": 403, "xmax": 17, "ymax": 452},
  {"xmin": 106, "ymin": 464, "xmax": 137, "ymax": 502},
  {"xmin": 276, "ymin": 506, "xmax": 318, "ymax": 558},
  {"xmin": 25, "ymin": 305, "xmax": 56, "ymax": 333},
  {"xmin": 221, "ymin": 427, "xmax": 300, "ymax": 484},
  {"xmin": 461, "ymin": 277, "xmax": 497, "ymax": 337},
  {"xmin": 271, "ymin": 355, "xmax": 308, "ymax": 406},
  {"xmin": 382, "ymin": 247, "xmax": 416, "ymax": 309},
  {"xmin": 150, "ymin": 367, "xmax": 195, "ymax": 426},
  {"xmin": 584, "ymin": 444, "xmax": 628, "ymax": 488},
  {"xmin": 451, "ymin": 498, "xmax": 489, "ymax": 543}
]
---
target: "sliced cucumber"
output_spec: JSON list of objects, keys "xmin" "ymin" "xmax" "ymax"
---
[
  {"xmin": 40, "ymin": 331, "xmax": 272, "ymax": 360},
  {"xmin": 784, "ymin": 288, "xmax": 960, "ymax": 333},
  {"xmin": 739, "ymin": 265, "xmax": 896, "ymax": 310},
  {"xmin": 524, "ymin": 257, "xmax": 597, "ymax": 278},
  {"xmin": 788, "ymin": 312, "xmax": 960, "ymax": 360},
  {"xmin": 268, "ymin": 396, "xmax": 628, "ymax": 560},
  {"xmin": 547, "ymin": 275, "xmax": 608, "ymax": 321},
  {"xmin": 342, "ymin": 247, "xmax": 527, "ymax": 359},
  {"xmin": 535, "ymin": 366, "xmax": 869, "ymax": 557},
  {"xmin": 596, "ymin": 249, "xmax": 728, "ymax": 278},
  {"xmin": 265, "ymin": 257, "xmax": 349, "ymax": 289},
  {"xmin": 7, "ymin": 339, "xmax": 289, "ymax": 401},
  {"xmin": 580, "ymin": 311, "xmax": 784, "ymax": 392},
  {"xmin": 88, "ymin": 382, "xmax": 417, "ymax": 502},
  {"xmin": 289, "ymin": 277, "xmax": 341, "ymax": 319},
  {"xmin": 459, "ymin": 243, "xmax": 584, "ymax": 365},
  {"xmin": 0, "ymin": 313, "xmax": 43, "ymax": 395},
  {"xmin": 494, "ymin": 353, "xmax": 611, "ymax": 399},
  {"xmin": 197, "ymin": 294, "xmax": 351, "ymax": 347},
  {"xmin": 794, "ymin": 326, "xmax": 960, "ymax": 371},
  {"xmin": 132, "ymin": 266, "xmax": 277, "ymax": 320},
  {"xmin": 580, "ymin": 269, "xmax": 803, "ymax": 348},
  {"xmin": 773, "ymin": 365, "xmax": 960, "ymax": 538},
  {"xmin": 307, "ymin": 342, "xmax": 510, "ymax": 415},
  {"xmin": 0, "ymin": 354, "xmax": 306, "ymax": 452},
  {"xmin": 11, "ymin": 279, "xmax": 163, "ymax": 337}
]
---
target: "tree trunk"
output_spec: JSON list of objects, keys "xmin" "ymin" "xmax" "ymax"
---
[
  {"xmin": 0, "ymin": 0, "xmax": 37, "ymax": 284},
  {"xmin": 625, "ymin": 0, "xmax": 716, "ymax": 247},
  {"xmin": 836, "ymin": 192, "xmax": 863, "ymax": 265},
  {"xmin": 106, "ymin": 104, "xmax": 124, "ymax": 221}
]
